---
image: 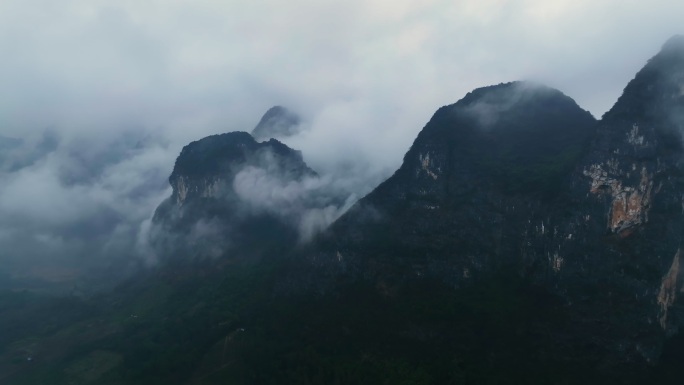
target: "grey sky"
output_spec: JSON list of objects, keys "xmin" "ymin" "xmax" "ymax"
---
[
  {"xmin": 0, "ymin": 0, "xmax": 682, "ymax": 288},
  {"xmin": 1, "ymin": 1, "xmax": 682, "ymax": 141}
]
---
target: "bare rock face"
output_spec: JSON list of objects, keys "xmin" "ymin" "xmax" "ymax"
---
[{"xmin": 583, "ymin": 156, "xmax": 654, "ymax": 234}]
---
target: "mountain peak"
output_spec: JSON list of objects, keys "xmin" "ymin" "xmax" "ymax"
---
[
  {"xmin": 330, "ymin": 81, "xmax": 596, "ymax": 248},
  {"xmin": 252, "ymin": 106, "xmax": 301, "ymax": 141},
  {"xmin": 151, "ymin": 130, "xmax": 317, "ymax": 260},
  {"xmin": 402, "ymin": 82, "xmax": 596, "ymax": 198},
  {"xmin": 168, "ymin": 131, "xmax": 313, "ymax": 204},
  {"xmin": 602, "ymin": 35, "xmax": 684, "ymax": 121},
  {"xmin": 455, "ymin": 81, "xmax": 585, "ymax": 118}
]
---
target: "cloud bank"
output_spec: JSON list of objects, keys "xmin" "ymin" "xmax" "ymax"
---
[{"xmin": 0, "ymin": 129, "xmax": 174, "ymax": 291}]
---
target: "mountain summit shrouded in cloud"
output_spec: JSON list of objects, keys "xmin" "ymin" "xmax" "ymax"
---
[
  {"xmin": 148, "ymin": 130, "xmax": 343, "ymax": 262},
  {"xmin": 251, "ymin": 106, "xmax": 302, "ymax": 141}
]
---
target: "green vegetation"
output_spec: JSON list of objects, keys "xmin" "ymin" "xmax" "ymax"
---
[{"xmin": 0, "ymin": 261, "xmax": 655, "ymax": 385}]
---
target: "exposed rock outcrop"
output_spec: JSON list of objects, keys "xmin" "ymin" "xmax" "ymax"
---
[{"xmin": 659, "ymin": 249, "xmax": 682, "ymax": 330}]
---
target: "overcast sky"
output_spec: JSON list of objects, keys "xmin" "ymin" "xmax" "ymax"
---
[
  {"xmin": 2, "ymin": 1, "xmax": 683, "ymax": 153},
  {"xmin": 0, "ymin": 0, "xmax": 682, "ymax": 288}
]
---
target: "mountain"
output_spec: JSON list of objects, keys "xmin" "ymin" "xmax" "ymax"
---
[
  {"xmin": 251, "ymin": 105, "xmax": 301, "ymax": 141},
  {"xmin": 150, "ymin": 131, "xmax": 316, "ymax": 260}
]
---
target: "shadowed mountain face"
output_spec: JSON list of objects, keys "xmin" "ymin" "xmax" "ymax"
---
[
  {"xmin": 287, "ymin": 37, "xmax": 684, "ymax": 377},
  {"xmin": 307, "ymin": 81, "xmax": 597, "ymax": 283},
  {"xmin": 251, "ymin": 106, "xmax": 301, "ymax": 141}
]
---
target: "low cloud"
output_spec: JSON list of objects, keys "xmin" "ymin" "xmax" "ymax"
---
[
  {"xmin": 0, "ymin": 129, "xmax": 174, "ymax": 291},
  {"xmin": 233, "ymin": 164, "xmax": 357, "ymax": 242}
]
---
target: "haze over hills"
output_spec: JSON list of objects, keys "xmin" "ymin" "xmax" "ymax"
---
[
  {"xmin": 1, "ymin": 36, "xmax": 684, "ymax": 384},
  {"xmin": 0, "ymin": 128, "xmax": 172, "ymax": 293}
]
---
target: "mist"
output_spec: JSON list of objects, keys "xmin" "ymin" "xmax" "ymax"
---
[
  {"xmin": 0, "ymin": 129, "xmax": 174, "ymax": 291},
  {"xmin": 1, "ymin": 0, "xmax": 683, "ymax": 290},
  {"xmin": 232, "ymin": 164, "xmax": 358, "ymax": 242}
]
